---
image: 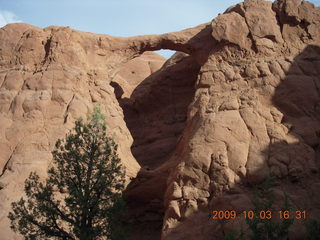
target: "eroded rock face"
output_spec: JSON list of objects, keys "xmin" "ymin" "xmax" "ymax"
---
[
  {"xmin": 0, "ymin": 0, "xmax": 319, "ymax": 240},
  {"xmin": 162, "ymin": 0, "xmax": 320, "ymax": 239},
  {"xmin": 0, "ymin": 24, "xmax": 167, "ymax": 240}
]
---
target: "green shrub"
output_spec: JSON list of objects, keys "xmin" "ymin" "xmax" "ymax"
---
[{"xmin": 224, "ymin": 173, "xmax": 294, "ymax": 240}]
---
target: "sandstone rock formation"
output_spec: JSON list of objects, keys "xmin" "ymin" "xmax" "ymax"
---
[
  {"xmin": 0, "ymin": 0, "xmax": 319, "ymax": 239},
  {"xmin": 161, "ymin": 1, "xmax": 320, "ymax": 239},
  {"xmin": 0, "ymin": 24, "xmax": 172, "ymax": 239}
]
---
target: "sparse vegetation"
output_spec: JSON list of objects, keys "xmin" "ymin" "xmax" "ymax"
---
[
  {"xmin": 245, "ymin": 174, "xmax": 294, "ymax": 240},
  {"xmin": 306, "ymin": 219, "xmax": 320, "ymax": 240},
  {"xmin": 223, "ymin": 229, "xmax": 245, "ymax": 240},
  {"xmin": 223, "ymin": 173, "xmax": 294, "ymax": 240}
]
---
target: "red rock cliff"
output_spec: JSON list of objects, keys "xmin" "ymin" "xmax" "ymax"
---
[{"xmin": 0, "ymin": 0, "xmax": 319, "ymax": 239}]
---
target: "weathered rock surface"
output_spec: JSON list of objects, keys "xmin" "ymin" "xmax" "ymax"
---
[
  {"xmin": 0, "ymin": 24, "xmax": 177, "ymax": 240},
  {"xmin": 0, "ymin": 0, "xmax": 320, "ymax": 240},
  {"xmin": 161, "ymin": 0, "xmax": 320, "ymax": 239}
]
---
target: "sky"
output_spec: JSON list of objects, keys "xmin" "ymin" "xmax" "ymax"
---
[{"xmin": 0, "ymin": 0, "xmax": 319, "ymax": 58}]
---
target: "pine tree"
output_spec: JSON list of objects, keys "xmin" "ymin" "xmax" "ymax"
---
[{"xmin": 8, "ymin": 108, "xmax": 127, "ymax": 240}]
